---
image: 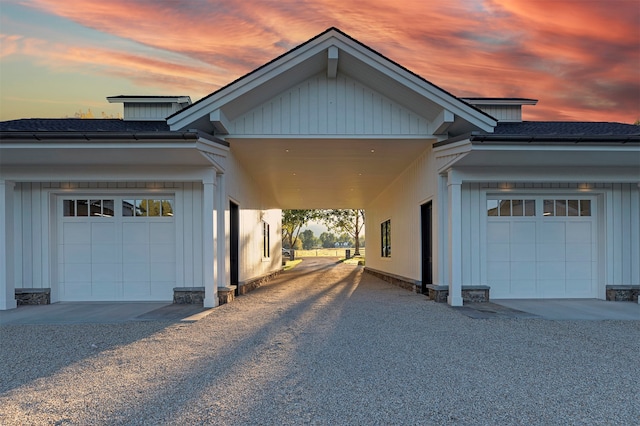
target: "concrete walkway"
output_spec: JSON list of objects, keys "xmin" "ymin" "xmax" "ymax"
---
[{"xmin": 493, "ymin": 298, "xmax": 640, "ymax": 320}]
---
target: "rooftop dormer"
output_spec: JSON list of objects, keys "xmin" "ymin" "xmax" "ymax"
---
[
  {"xmin": 462, "ymin": 98, "xmax": 537, "ymax": 123},
  {"xmin": 107, "ymin": 95, "xmax": 192, "ymax": 121}
]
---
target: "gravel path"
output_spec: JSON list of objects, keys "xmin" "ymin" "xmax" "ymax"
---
[{"xmin": 1, "ymin": 258, "xmax": 639, "ymax": 425}]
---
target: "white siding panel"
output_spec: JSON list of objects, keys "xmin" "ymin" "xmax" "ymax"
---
[{"xmin": 230, "ymin": 74, "xmax": 429, "ymax": 136}]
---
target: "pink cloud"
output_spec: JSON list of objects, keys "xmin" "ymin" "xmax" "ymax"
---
[{"xmin": 4, "ymin": 0, "xmax": 639, "ymax": 123}]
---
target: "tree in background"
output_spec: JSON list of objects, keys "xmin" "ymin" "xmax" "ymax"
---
[
  {"xmin": 300, "ymin": 229, "xmax": 319, "ymax": 249},
  {"xmin": 319, "ymin": 232, "xmax": 337, "ymax": 248},
  {"xmin": 282, "ymin": 209, "xmax": 321, "ymax": 250},
  {"xmin": 319, "ymin": 209, "xmax": 365, "ymax": 256}
]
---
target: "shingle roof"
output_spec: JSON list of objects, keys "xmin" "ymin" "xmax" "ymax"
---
[
  {"xmin": 492, "ymin": 121, "xmax": 640, "ymax": 136},
  {"xmin": 0, "ymin": 119, "xmax": 170, "ymax": 132}
]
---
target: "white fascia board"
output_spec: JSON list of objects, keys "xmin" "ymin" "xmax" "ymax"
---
[
  {"xmin": 470, "ymin": 143, "xmax": 640, "ymax": 153},
  {"xmin": 0, "ymin": 165, "xmax": 213, "ymax": 182},
  {"xmin": 454, "ymin": 166, "xmax": 640, "ymax": 183}
]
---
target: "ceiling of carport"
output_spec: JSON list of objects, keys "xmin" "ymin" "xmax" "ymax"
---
[{"xmin": 229, "ymin": 137, "xmax": 432, "ymax": 209}]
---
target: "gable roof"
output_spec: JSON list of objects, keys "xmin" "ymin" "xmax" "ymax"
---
[{"xmin": 167, "ymin": 27, "xmax": 496, "ymax": 135}]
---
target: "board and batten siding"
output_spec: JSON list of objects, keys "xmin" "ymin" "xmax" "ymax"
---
[
  {"xmin": 225, "ymin": 151, "xmax": 283, "ymax": 283},
  {"xmin": 229, "ymin": 73, "xmax": 431, "ymax": 136},
  {"xmin": 13, "ymin": 182, "xmax": 206, "ymax": 296},
  {"xmin": 365, "ymin": 146, "xmax": 436, "ymax": 282}
]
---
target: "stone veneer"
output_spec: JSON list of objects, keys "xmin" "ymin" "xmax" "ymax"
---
[
  {"xmin": 238, "ymin": 270, "xmax": 283, "ymax": 295},
  {"xmin": 173, "ymin": 287, "xmax": 205, "ymax": 304},
  {"xmin": 15, "ymin": 288, "xmax": 51, "ymax": 305},
  {"xmin": 364, "ymin": 267, "xmax": 421, "ymax": 293},
  {"xmin": 425, "ymin": 284, "xmax": 491, "ymax": 303},
  {"xmin": 605, "ymin": 285, "xmax": 639, "ymax": 302}
]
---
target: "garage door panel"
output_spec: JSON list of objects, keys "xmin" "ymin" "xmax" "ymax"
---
[
  {"xmin": 62, "ymin": 282, "xmax": 93, "ymax": 300},
  {"xmin": 511, "ymin": 222, "xmax": 536, "ymax": 242},
  {"xmin": 566, "ymin": 261, "xmax": 593, "ymax": 280},
  {"xmin": 150, "ymin": 244, "xmax": 175, "ymax": 262},
  {"xmin": 63, "ymin": 222, "xmax": 91, "ymax": 244},
  {"xmin": 91, "ymin": 244, "xmax": 118, "ymax": 263},
  {"xmin": 92, "ymin": 282, "xmax": 120, "ymax": 300},
  {"xmin": 487, "ymin": 222, "xmax": 510, "ymax": 243},
  {"xmin": 539, "ymin": 279, "xmax": 566, "ymax": 298},
  {"xmin": 122, "ymin": 222, "xmax": 149, "ymax": 240},
  {"xmin": 92, "ymin": 263, "xmax": 118, "ymax": 281},
  {"xmin": 540, "ymin": 222, "xmax": 566, "ymax": 243},
  {"xmin": 150, "ymin": 262, "xmax": 176, "ymax": 281},
  {"xmin": 536, "ymin": 243, "xmax": 566, "ymax": 262},
  {"xmin": 123, "ymin": 263, "xmax": 150, "ymax": 282},
  {"xmin": 487, "ymin": 243, "xmax": 510, "ymax": 261},
  {"xmin": 124, "ymin": 281, "xmax": 151, "ymax": 298},
  {"xmin": 566, "ymin": 222, "xmax": 592, "ymax": 243},
  {"xmin": 510, "ymin": 279, "xmax": 536, "ymax": 298},
  {"xmin": 91, "ymin": 222, "xmax": 116, "ymax": 243},
  {"xmin": 64, "ymin": 263, "xmax": 91, "ymax": 282},
  {"xmin": 565, "ymin": 243, "xmax": 591, "ymax": 262},
  {"xmin": 150, "ymin": 222, "xmax": 174, "ymax": 243},
  {"xmin": 63, "ymin": 244, "xmax": 92, "ymax": 264},
  {"xmin": 511, "ymin": 244, "xmax": 536, "ymax": 261},
  {"xmin": 510, "ymin": 261, "xmax": 536, "ymax": 280},
  {"xmin": 123, "ymin": 244, "xmax": 150, "ymax": 263},
  {"xmin": 150, "ymin": 282, "xmax": 174, "ymax": 299},
  {"xmin": 489, "ymin": 280, "xmax": 510, "ymax": 298},
  {"xmin": 537, "ymin": 261, "xmax": 565, "ymax": 280}
]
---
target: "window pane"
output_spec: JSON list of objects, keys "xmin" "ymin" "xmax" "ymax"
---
[
  {"xmin": 567, "ymin": 200, "xmax": 579, "ymax": 216},
  {"xmin": 487, "ymin": 200, "xmax": 499, "ymax": 216},
  {"xmin": 543, "ymin": 200, "xmax": 554, "ymax": 216},
  {"xmin": 161, "ymin": 200, "xmax": 174, "ymax": 217},
  {"xmin": 580, "ymin": 200, "xmax": 591, "ymax": 216},
  {"xmin": 511, "ymin": 200, "xmax": 523, "ymax": 216},
  {"xmin": 147, "ymin": 199, "xmax": 161, "ymax": 217},
  {"xmin": 123, "ymin": 200, "xmax": 135, "ymax": 216},
  {"xmin": 499, "ymin": 200, "xmax": 511, "ymax": 216},
  {"xmin": 555, "ymin": 200, "xmax": 566, "ymax": 216},
  {"xmin": 90, "ymin": 199, "xmax": 102, "ymax": 216},
  {"xmin": 102, "ymin": 200, "xmax": 115, "ymax": 217},
  {"xmin": 63, "ymin": 200, "xmax": 75, "ymax": 217},
  {"xmin": 77, "ymin": 200, "xmax": 89, "ymax": 216},
  {"xmin": 136, "ymin": 200, "xmax": 147, "ymax": 216},
  {"xmin": 524, "ymin": 200, "xmax": 536, "ymax": 216}
]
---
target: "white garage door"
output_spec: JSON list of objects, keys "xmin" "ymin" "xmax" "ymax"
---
[
  {"xmin": 487, "ymin": 196, "xmax": 597, "ymax": 299},
  {"xmin": 58, "ymin": 197, "xmax": 175, "ymax": 301}
]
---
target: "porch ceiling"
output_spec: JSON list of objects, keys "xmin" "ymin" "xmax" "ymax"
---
[{"xmin": 229, "ymin": 137, "xmax": 432, "ymax": 209}]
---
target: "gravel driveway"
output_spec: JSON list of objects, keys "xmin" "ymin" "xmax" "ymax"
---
[{"xmin": 1, "ymin": 258, "xmax": 639, "ymax": 425}]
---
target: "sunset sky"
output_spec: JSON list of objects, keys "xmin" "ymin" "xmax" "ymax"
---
[{"xmin": 1, "ymin": 0, "xmax": 638, "ymax": 123}]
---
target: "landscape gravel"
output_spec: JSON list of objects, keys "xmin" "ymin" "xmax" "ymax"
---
[{"xmin": 1, "ymin": 258, "xmax": 639, "ymax": 425}]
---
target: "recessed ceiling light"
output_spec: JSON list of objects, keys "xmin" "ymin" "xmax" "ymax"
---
[{"xmin": 370, "ymin": 149, "xmax": 375, "ymax": 153}]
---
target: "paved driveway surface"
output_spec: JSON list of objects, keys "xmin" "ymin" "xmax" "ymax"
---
[{"xmin": 1, "ymin": 258, "xmax": 639, "ymax": 425}]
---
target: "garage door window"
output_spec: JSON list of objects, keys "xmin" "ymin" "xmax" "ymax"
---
[
  {"xmin": 63, "ymin": 199, "xmax": 115, "ymax": 217},
  {"xmin": 487, "ymin": 200, "xmax": 535, "ymax": 216},
  {"xmin": 123, "ymin": 199, "xmax": 174, "ymax": 217},
  {"xmin": 543, "ymin": 199, "xmax": 591, "ymax": 217}
]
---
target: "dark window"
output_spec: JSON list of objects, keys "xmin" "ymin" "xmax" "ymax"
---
[
  {"xmin": 262, "ymin": 221, "xmax": 270, "ymax": 258},
  {"xmin": 381, "ymin": 219, "xmax": 391, "ymax": 257}
]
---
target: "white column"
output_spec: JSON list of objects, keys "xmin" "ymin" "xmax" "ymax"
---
[
  {"xmin": 447, "ymin": 170, "xmax": 463, "ymax": 306},
  {"xmin": 216, "ymin": 173, "xmax": 228, "ymax": 289},
  {"xmin": 202, "ymin": 170, "xmax": 218, "ymax": 308},
  {"xmin": 436, "ymin": 173, "xmax": 448, "ymax": 286},
  {"xmin": 0, "ymin": 180, "xmax": 17, "ymax": 310}
]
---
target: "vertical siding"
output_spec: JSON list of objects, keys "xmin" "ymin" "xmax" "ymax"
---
[
  {"xmin": 365, "ymin": 146, "xmax": 435, "ymax": 282},
  {"xmin": 230, "ymin": 74, "xmax": 429, "ymax": 136}
]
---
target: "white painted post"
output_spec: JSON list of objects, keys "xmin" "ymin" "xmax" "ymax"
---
[
  {"xmin": 0, "ymin": 180, "xmax": 17, "ymax": 310},
  {"xmin": 216, "ymin": 173, "xmax": 228, "ymax": 289},
  {"xmin": 447, "ymin": 170, "xmax": 463, "ymax": 306},
  {"xmin": 202, "ymin": 170, "xmax": 218, "ymax": 308}
]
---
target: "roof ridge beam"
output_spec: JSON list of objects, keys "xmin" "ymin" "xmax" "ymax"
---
[{"xmin": 327, "ymin": 46, "xmax": 338, "ymax": 78}]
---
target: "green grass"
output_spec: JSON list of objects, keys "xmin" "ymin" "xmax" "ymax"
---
[
  {"xmin": 341, "ymin": 256, "xmax": 365, "ymax": 266},
  {"xmin": 283, "ymin": 259, "xmax": 303, "ymax": 270}
]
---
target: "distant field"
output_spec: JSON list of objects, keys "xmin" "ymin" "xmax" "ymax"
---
[{"xmin": 294, "ymin": 248, "xmax": 366, "ymax": 258}]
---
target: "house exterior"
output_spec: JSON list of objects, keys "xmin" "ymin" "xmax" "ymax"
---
[{"xmin": 1, "ymin": 28, "xmax": 638, "ymax": 310}]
